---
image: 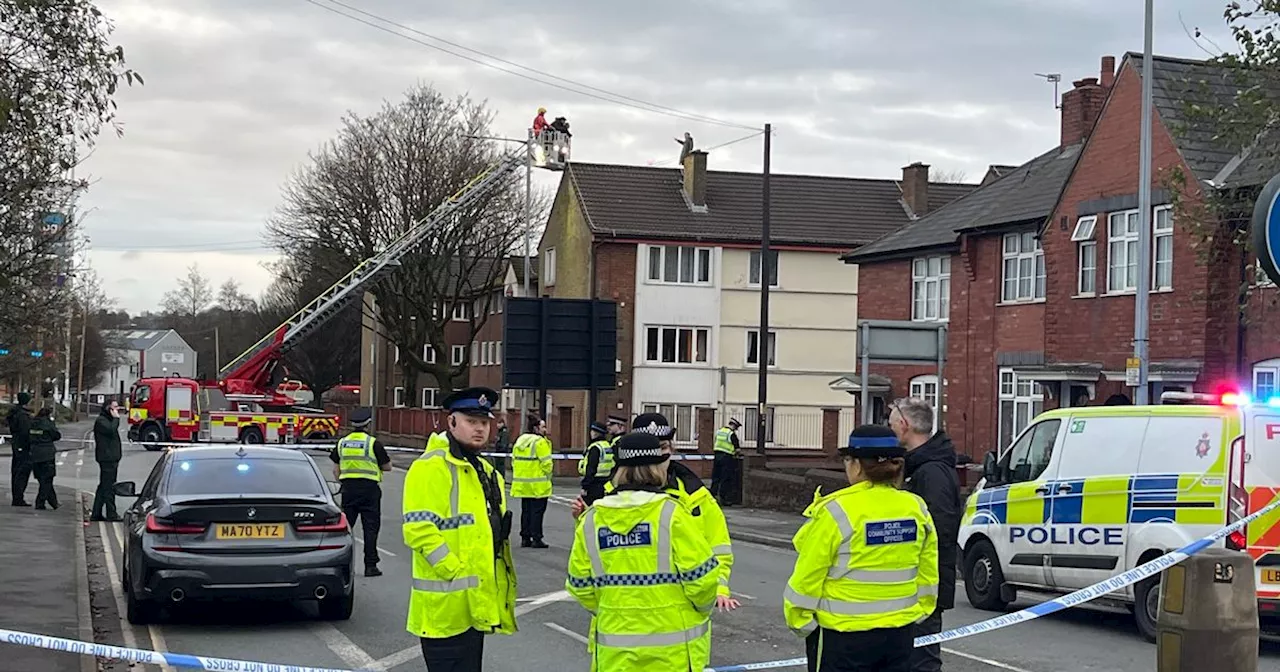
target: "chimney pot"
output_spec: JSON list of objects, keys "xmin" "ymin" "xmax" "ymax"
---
[
  {"xmin": 901, "ymin": 163, "xmax": 931, "ymax": 218},
  {"xmin": 1100, "ymin": 55, "xmax": 1116, "ymax": 88},
  {"xmin": 682, "ymin": 150, "xmax": 708, "ymax": 210}
]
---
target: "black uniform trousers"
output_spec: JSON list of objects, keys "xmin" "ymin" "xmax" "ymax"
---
[
  {"xmin": 582, "ymin": 477, "xmax": 609, "ymax": 505},
  {"xmin": 519, "ymin": 497, "xmax": 547, "ymax": 542},
  {"xmin": 710, "ymin": 452, "xmax": 742, "ymax": 506},
  {"xmin": 91, "ymin": 461, "xmax": 118, "ymax": 519},
  {"xmin": 909, "ymin": 608, "xmax": 943, "ymax": 672},
  {"xmin": 32, "ymin": 461, "xmax": 57, "ymax": 509},
  {"xmin": 420, "ymin": 628, "xmax": 484, "ymax": 672},
  {"xmin": 10, "ymin": 449, "xmax": 32, "ymax": 505},
  {"xmin": 339, "ymin": 478, "xmax": 382, "ymax": 567},
  {"xmin": 806, "ymin": 625, "xmax": 913, "ymax": 672}
]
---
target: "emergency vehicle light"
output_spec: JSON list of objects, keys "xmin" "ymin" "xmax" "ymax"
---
[
  {"xmin": 1221, "ymin": 392, "xmax": 1252, "ymax": 406},
  {"xmin": 1268, "ymin": 397, "xmax": 1280, "ymax": 408}
]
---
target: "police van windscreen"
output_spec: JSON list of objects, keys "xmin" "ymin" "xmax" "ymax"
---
[{"xmin": 167, "ymin": 457, "xmax": 327, "ymax": 497}]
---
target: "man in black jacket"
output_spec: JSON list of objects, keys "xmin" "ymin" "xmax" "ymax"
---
[
  {"xmin": 91, "ymin": 400, "xmax": 123, "ymax": 522},
  {"xmin": 7, "ymin": 392, "xmax": 33, "ymax": 506},
  {"xmin": 890, "ymin": 397, "xmax": 961, "ymax": 672}
]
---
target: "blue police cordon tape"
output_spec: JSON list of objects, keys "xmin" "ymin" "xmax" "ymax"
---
[
  {"xmin": 2, "ymin": 492, "xmax": 1277, "ymax": 671},
  {"xmin": 111, "ymin": 439, "xmax": 717, "ymax": 461}
]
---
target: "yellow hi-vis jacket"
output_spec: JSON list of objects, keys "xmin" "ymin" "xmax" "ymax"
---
[
  {"xmin": 511, "ymin": 432, "xmax": 553, "ymax": 498},
  {"xmin": 605, "ymin": 463, "xmax": 735, "ymax": 598},
  {"xmin": 567, "ymin": 489, "xmax": 720, "ymax": 672},
  {"xmin": 337, "ymin": 431, "xmax": 381, "ymax": 482},
  {"xmin": 578, "ymin": 439, "xmax": 615, "ymax": 478},
  {"xmin": 784, "ymin": 480, "xmax": 938, "ymax": 636},
  {"xmin": 402, "ymin": 435, "xmax": 517, "ymax": 639}
]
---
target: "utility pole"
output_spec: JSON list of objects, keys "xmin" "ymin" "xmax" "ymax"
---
[
  {"xmin": 756, "ymin": 123, "xmax": 772, "ymax": 454},
  {"xmin": 1132, "ymin": 0, "xmax": 1154, "ymax": 404},
  {"xmin": 521, "ymin": 129, "xmax": 533, "ymax": 428},
  {"xmin": 75, "ymin": 306, "xmax": 87, "ymax": 420},
  {"xmin": 214, "ymin": 326, "xmax": 221, "ymax": 373}
]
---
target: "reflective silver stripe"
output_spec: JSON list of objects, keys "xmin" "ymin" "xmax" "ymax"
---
[
  {"xmin": 412, "ymin": 576, "xmax": 478, "ymax": 592},
  {"xmin": 511, "ymin": 476, "xmax": 550, "ymax": 483},
  {"xmin": 512, "ymin": 455, "xmax": 541, "ymax": 461},
  {"xmin": 656, "ymin": 499, "xmax": 675, "ymax": 575},
  {"xmin": 712, "ymin": 544, "xmax": 733, "ymax": 556},
  {"xmin": 718, "ymin": 576, "xmax": 730, "ymax": 586},
  {"xmin": 595, "ymin": 621, "xmax": 709, "ymax": 648},
  {"xmin": 694, "ymin": 598, "xmax": 716, "ymax": 614},
  {"xmin": 341, "ymin": 466, "xmax": 381, "ymax": 476},
  {"xmin": 447, "ymin": 462, "xmax": 460, "ymax": 516},
  {"xmin": 825, "ymin": 500, "xmax": 856, "ymax": 571},
  {"xmin": 819, "ymin": 593, "xmax": 919, "ymax": 616},
  {"xmin": 425, "ymin": 544, "xmax": 451, "ymax": 566},
  {"xmin": 918, "ymin": 584, "xmax": 938, "ymax": 598},
  {"xmin": 828, "ymin": 567, "xmax": 919, "ymax": 582},
  {"xmin": 582, "ymin": 508, "xmax": 605, "ymax": 577},
  {"xmin": 792, "ymin": 620, "xmax": 818, "ymax": 636},
  {"xmin": 784, "ymin": 585, "xmax": 820, "ymax": 610}
]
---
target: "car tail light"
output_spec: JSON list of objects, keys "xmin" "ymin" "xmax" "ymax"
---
[
  {"xmin": 296, "ymin": 513, "xmax": 348, "ymax": 533},
  {"xmin": 145, "ymin": 513, "xmax": 206, "ymax": 535}
]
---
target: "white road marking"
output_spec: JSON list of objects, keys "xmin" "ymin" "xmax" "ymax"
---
[
  {"xmin": 942, "ymin": 648, "xmax": 1035, "ymax": 672},
  {"xmin": 352, "ymin": 537, "xmax": 397, "ymax": 557},
  {"xmin": 514, "ymin": 589, "xmax": 573, "ymax": 616},
  {"xmin": 731, "ymin": 591, "xmax": 757, "ymax": 601},
  {"xmin": 109, "ymin": 523, "xmax": 174, "ymax": 672},
  {"xmin": 56, "ymin": 453, "xmax": 66, "ymax": 467},
  {"xmin": 97, "ymin": 522, "xmax": 139, "ymax": 653},
  {"xmin": 75, "ymin": 457, "xmax": 83, "ymax": 466},
  {"xmin": 369, "ymin": 645, "xmax": 420, "ymax": 671},
  {"xmin": 309, "ymin": 622, "xmax": 378, "ymax": 669},
  {"xmin": 544, "ymin": 622, "xmax": 589, "ymax": 645}
]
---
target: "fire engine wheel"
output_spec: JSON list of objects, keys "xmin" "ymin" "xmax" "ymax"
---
[
  {"xmin": 240, "ymin": 427, "xmax": 264, "ymax": 444},
  {"xmin": 140, "ymin": 425, "xmax": 164, "ymax": 451}
]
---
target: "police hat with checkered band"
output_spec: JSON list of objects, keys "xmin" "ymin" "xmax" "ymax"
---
[
  {"xmin": 613, "ymin": 431, "xmax": 668, "ymax": 467},
  {"xmin": 631, "ymin": 412, "xmax": 675, "ymax": 440}
]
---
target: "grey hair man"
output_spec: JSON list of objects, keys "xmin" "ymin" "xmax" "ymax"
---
[{"xmin": 888, "ymin": 397, "xmax": 960, "ymax": 672}]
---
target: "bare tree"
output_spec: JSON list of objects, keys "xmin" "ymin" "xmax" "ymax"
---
[
  {"xmin": 217, "ymin": 278, "xmax": 255, "ymax": 313},
  {"xmin": 161, "ymin": 263, "xmax": 214, "ymax": 317},
  {"xmin": 931, "ymin": 168, "xmax": 969, "ymax": 184},
  {"xmin": 268, "ymin": 84, "xmax": 538, "ymax": 398},
  {"xmin": 256, "ymin": 250, "xmax": 360, "ymax": 394}
]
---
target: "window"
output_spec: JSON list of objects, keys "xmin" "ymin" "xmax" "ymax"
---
[
  {"xmin": 394, "ymin": 346, "xmax": 400, "ymax": 363},
  {"xmin": 423, "ymin": 345, "xmax": 436, "ymax": 364},
  {"xmin": 472, "ymin": 341, "xmax": 479, "ymax": 365},
  {"xmin": 451, "ymin": 345, "xmax": 466, "ymax": 365},
  {"xmin": 908, "ymin": 375, "xmax": 940, "ymax": 429},
  {"xmin": 749, "ymin": 250, "xmax": 779, "ymax": 287},
  {"xmin": 543, "ymin": 248, "xmax": 557, "ymax": 286},
  {"xmin": 1107, "ymin": 209, "xmax": 1140, "ymax": 292},
  {"xmin": 1153, "ymin": 205, "xmax": 1173, "ymax": 290},
  {"xmin": 744, "ymin": 405, "xmax": 776, "ymax": 444},
  {"xmin": 644, "ymin": 326, "xmax": 710, "ymax": 364},
  {"xmin": 646, "ymin": 245, "xmax": 712, "ymax": 284},
  {"xmin": 641, "ymin": 403, "xmax": 697, "ymax": 442},
  {"xmin": 1254, "ymin": 359, "xmax": 1280, "ymax": 401},
  {"xmin": 451, "ymin": 302, "xmax": 471, "ymax": 322},
  {"xmin": 1072, "ymin": 216, "xmax": 1097, "ymax": 295},
  {"xmin": 911, "ymin": 255, "xmax": 951, "ymax": 321},
  {"xmin": 369, "ymin": 342, "xmax": 376, "ymax": 364},
  {"xmin": 992, "ymin": 419, "xmax": 1061, "ymax": 486},
  {"xmin": 166, "ymin": 458, "xmax": 326, "ymax": 497},
  {"xmin": 745, "ymin": 330, "xmax": 776, "ymax": 367},
  {"xmin": 421, "ymin": 388, "xmax": 439, "ymax": 408},
  {"xmin": 494, "ymin": 341, "xmax": 502, "ymax": 365},
  {"xmin": 1001, "ymin": 232, "xmax": 1045, "ymax": 302},
  {"xmin": 393, "ymin": 386, "xmax": 406, "ymax": 408},
  {"xmin": 998, "ymin": 368, "xmax": 1044, "ymax": 450}
]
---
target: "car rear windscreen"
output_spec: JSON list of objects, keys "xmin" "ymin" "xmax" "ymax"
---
[{"xmin": 167, "ymin": 457, "xmax": 326, "ymax": 496}]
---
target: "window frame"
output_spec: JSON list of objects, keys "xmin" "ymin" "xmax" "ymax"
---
[
  {"xmin": 646, "ymin": 245, "xmax": 714, "ymax": 286},
  {"xmin": 1070, "ymin": 215, "xmax": 1097, "ymax": 242},
  {"xmin": 1077, "ymin": 240, "xmax": 1097, "ymax": 296},
  {"xmin": 640, "ymin": 403, "xmax": 698, "ymax": 442},
  {"xmin": 1254, "ymin": 359, "xmax": 1280, "ymax": 401},
  {"xmin": 997, "ymin": 368, "xmax": 1044, "ymax": 451},
  {"xmin": 1107, "ymin": 209, "xmax": 1141, "ymax": 293},
  {"xmin": 745, "ymin": 329, "xmax": 777, "ymax": 367},
  {"xmin": 993, "ymin": 419, "xmax": 1061, "ymax": 486},
  {"xmin": 748, "ymin": 249, "xmax": 779, "ymax": 287},
  {"xmin": 421, "ymin": 387, "xmax": 440, "ymax": 409},
  {"xmin": 910, "ymin": 255, "xmax": 951, "ymax": 322},
  {"xmin": 450, "ymin": 345, "xmax": 466, "ymax": 366},
  {"xmin": 908, "ymin": 374, "xmax": 940, "ymax": 430},
  {"xmin": 423, "ymin": 345, "xmax": 436, "ymax": 364},
  {"xmin": 643, "ymin": 325, "xmax": 711, "ymax": 365},
  {"xmin": 1152, "ymin": 204, "xmax": 1173, "ymax": 291},
  {"xmin": 1000, "ymin": 232, "xmax": 1046, "ymax": 303},
  {"xmin": 392, "ymin": 386, "xmax": 406, "ymax": 408},
  {"xmin": 543, "ymin": 248, "xmax": 557, "ymax": 286},
  {"xmin": 451, "ymin": 302, "xmax": 470, "ymax": 322},
  {"xmin": 743, "ymin": 405, "xmax": 776, "ymax": 444}
]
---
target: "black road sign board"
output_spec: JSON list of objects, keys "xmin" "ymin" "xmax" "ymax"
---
[{"xmin": 503, "ymin": 297, "xmax": 617, "ymax": 390}]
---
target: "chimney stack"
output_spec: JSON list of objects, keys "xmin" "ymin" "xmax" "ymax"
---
[
  {"xmin": 1059, "ymin": 59, "xmax": 1110, "ymax": 148},
  {"xmin": 682, "ymin": 150, "xmax": 708, "ymax": 210},
  {"xmin": 901, "ymin": 162, "xmax": 930, "ymax": 218}
]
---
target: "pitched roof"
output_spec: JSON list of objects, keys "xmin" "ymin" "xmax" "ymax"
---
[
  {"xmin": 565, "ymin": 162, "xmax": 976, "ymax": 248},
  {"xmin": 510, "ymin": 255, "xmax": 538, "ymax": 284},
  {"xmin": 1129, "ymin": 52, "xmax": 1280, "ymax": 187},
  {"xmin": 102, "ymin": 329, "xmax": 178, "ymax": 351},
  {"xmin": 843, "ymin": 143, "xmax": 1082, "ymax": 262}
]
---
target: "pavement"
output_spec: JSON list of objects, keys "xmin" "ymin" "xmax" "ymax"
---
[{"xmin": 4, "ymin": 441, "xmax": 1280, "ymax": 671}]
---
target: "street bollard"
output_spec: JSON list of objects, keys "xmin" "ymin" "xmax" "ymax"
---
[{"xmin": 1156, "ymin": 547, "xmax": 1259, "ymax": 672}]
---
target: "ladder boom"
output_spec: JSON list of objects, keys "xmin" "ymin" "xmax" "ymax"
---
[{"xmin": 219, "ymin": 148, "xmax": 527, "ymax": 382}]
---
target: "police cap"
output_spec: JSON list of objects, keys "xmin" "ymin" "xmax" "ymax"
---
[
  {"xmin": 441, "ymin": 387, "xmax": 499, "ymax": 418},
  {"xmin": 631, "ymin": 412, "xmax": 675, "ymax": 440},
  {"xmin": 841, "ymin": 424, "xmax": 905, "ymax": 459},
  {"xmin": 349, "ymin": 407, "xmax": 372, "ymax": 427},
  {"xmin": 614, "ymin": 431, "xmax": 668, "ymax": 467},
  {"xmin": 589, "ymin": 421, "xmax": 607, "ymax": 435}
]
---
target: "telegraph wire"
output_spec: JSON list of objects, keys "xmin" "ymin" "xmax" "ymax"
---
[
  {"xmin": 648, "ymin": 130, "xmax": 767, "ymax": 166},
  {"xmin": 300, "ymin": 0, "xmax": 760, "ymax": 133}
]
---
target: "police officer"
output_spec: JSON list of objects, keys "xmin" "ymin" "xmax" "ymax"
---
[
  {"xmin": 578, "ymin": 422, "xmax": 614, "ymax": 505},
  {"xmin": 29, "ymin": 406, "xmax": 61, "ymax": 510},
  {"xmin": 403, "ymin": 387, "xmax": 515, "ymax": 672},
  {"xmin": 784, "ymin": 424, "xmax": 939, "ymax": 672},
  {"xmin": 606, "ymin": 414, "xmax": 628, "ymax": 447},
  {"xmin": 329, "ymin": 408, "xmax": 392, "ymax": 577},
  {"xmin": 710, "ymin": 418, "xmax": 742, "ymax": 506},
  {"xmin": 566, "ymin": 430, "xmax": 721, "ymax": 671},
  {"xmin": 511, "ymin": 415, "xmax": 552, "ymax": 548},
  {"xmin": 7, "ymin": 392, "xmax": 33, "ymax": 507}
]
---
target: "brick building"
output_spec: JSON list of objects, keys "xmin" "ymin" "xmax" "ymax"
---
[{"xmin": 844, "ymin": 52, "xmax": 1280, "ymax": 460}]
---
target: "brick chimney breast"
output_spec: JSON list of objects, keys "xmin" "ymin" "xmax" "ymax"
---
[
  {"xmin": 681, "ymin": 150, "xmax": 708, "ymax": 211},
  {"xmin": 1060, "ymin": 72, "xmax": 1107, "ymax": 148},
  {"xmin": 1101, "ymin": 55, "xmax": 1116, "ymax": 88},
  {"xmin": 901, "ymin": 162, "xmax": 931, "ymax": 218}
]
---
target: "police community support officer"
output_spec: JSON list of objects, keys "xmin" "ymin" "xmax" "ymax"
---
[
  {"xmin": 710, "ymin": 418, "xmax": 743, "ymax": 506},
  {"xmin": 578, "ymin": 422, "xmax": 614, "ymax": 505},
  {"xmin": 511, "ymin": 415, "xmax": 553, "ymax": 548},
  {"xmin": 784, "ymin": 424, "xmax": 939, "ymax": 672},
  {"xmin": 403, "ymin": 387, "xmax": 515, "ymax": 672},
  {"xmin": 329, "ymin": 407, "xmax": 392, "ymax": 577},
  {"xmin": 566, "ymin": 430, "xmax": 721, "ymax": 671}
]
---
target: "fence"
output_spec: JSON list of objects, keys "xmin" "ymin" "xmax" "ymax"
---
[{"xmin": 713, "ymin": 407, "xmax": 857, "ymax": 451}]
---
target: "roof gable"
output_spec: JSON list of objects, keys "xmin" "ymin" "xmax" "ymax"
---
[{"xmin": 562, "ymin": 162, "xmax": 976, "ymax": 249}]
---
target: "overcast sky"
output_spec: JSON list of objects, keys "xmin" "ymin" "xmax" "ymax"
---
[{"xmin": 79, "ymin": 0, "xmax": 1233, "ymax": 314}]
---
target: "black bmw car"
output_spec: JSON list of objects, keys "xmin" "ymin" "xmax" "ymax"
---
[{"xmin": 116, "ymin": 445, "xmax": 355, "ymax": 624}]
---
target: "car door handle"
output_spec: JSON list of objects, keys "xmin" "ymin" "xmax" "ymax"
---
[
  {"xmin": 1034, "ymin": 486, "xmax": 1051, "ymax": 495},
  {"xmin": 1056, "ymin": 484, "xmax": 1074, "ymax": 494}
]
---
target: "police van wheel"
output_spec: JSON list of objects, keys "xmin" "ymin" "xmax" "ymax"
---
[
  {"xmin": 1133, "ymin": 575, "xmax": 1160, "ymax": 642},
  {"xmin": 963, "ymin": 539, "xmax": 1009, "ymax": 612}
]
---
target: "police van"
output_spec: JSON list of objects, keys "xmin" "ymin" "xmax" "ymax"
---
[{"xmin": 958, "ymin": 392, "xmax": 1280, "ymax": 641}]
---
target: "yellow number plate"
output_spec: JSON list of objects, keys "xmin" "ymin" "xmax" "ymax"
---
[
  {"xmin": 215, "ymin": 523, "xmax": 285, "ymax": 540},
  {"xmin": 1262, "ymin": 569, "xmax": 1280, "ymax": 585}
]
